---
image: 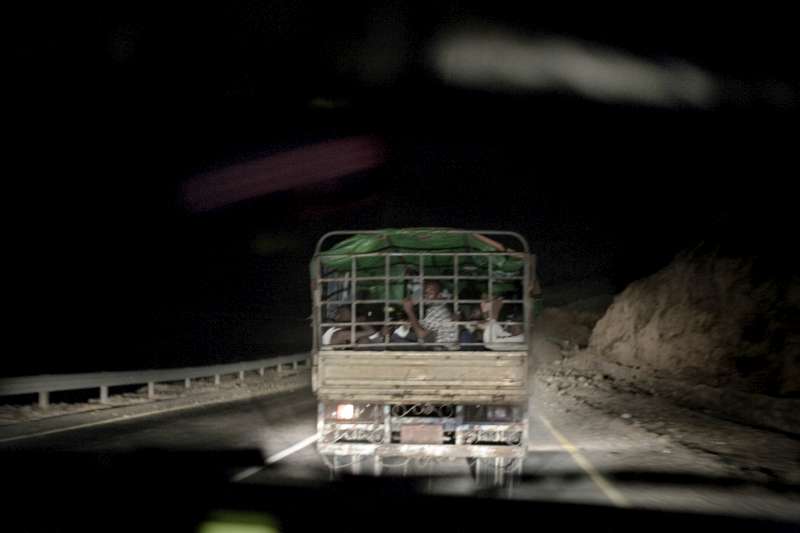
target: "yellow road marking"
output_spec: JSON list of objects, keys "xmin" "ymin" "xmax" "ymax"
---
[{"xmin": 538, "ymin": 413, "xmax": 631, "ymax": 507}]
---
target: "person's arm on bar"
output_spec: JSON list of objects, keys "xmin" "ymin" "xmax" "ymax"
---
[{"xmin": 402, "ymin": 298, "xmax": 431, "ymax": 340}]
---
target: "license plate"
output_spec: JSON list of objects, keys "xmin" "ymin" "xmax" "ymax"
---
[{"xmin": 400, "ymin": 424, "xmax": 443, "ymax": 444}]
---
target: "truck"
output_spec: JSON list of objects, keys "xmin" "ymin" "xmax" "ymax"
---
[{"xmin": 310, "ymin": 228, "xmax": 535, "ymax": 485}]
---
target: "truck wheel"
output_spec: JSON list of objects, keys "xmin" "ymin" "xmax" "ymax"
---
[
  {"xmin": 325, "ymin": 455, "xmax": 336, "ymax": 480},
  {"xmin": 467, "ymin": 458, "xmax": 478, "ymax": 480},
  {"xmin": 372, "ymin": 455, "xmax": 383, "ymax": 476},
  {"xmin": 468, "ymin": 458, "xmax": 494, "ymax": 485},
  {"xmin": 470, "ymin": 458, "xmax": 515, "ymax": 488}
]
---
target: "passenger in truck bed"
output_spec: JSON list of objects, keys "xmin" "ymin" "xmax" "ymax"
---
[
  {"xmin": 458, "ymin": 307, "xmax": 486, "ymax": 350},
  {"xmin": 476, "ymin": 296, "xmax": 525, "ymax": 350},
  {"xmin": 321, "ymin": 307, "xmax": 378, "ymax": 346},
  {"xmin": 400, "ymin": 280, "xmax": 459, "ymax": 347}
]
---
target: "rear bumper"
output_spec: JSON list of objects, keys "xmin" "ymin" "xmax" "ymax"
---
[{"xmin": 317, "ymin": 442, "xmax": 526, "ymax": 458}]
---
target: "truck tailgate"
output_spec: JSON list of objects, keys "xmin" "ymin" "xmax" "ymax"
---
[{"xmin": 314, "ymin": 350, "xmax": 527, "ymax": 403}]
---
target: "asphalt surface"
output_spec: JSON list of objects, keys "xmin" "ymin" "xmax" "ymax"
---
[{"xmin": 1, "ymin": 386, "xmax": 798, "ymax": 523}]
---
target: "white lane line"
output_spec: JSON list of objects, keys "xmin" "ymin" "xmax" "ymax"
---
[
  {"xmin": 231, "ymin": 466, "xmax": 264, "ymax": 482},
  {"xmin": 538, "ymin": 413, "xmax": 631, "ymax": 508},
  {"xmin": 232, "ymin": 433, "xmax": 319, "ymax": 483},
  {"xmin": 266, "ymin": 433, "xmax": 319, "ymax": 464}
]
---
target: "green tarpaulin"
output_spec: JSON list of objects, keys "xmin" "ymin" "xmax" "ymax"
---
[{"xmin": 315, "ymin": 229, "xmax": 526, "ymax": 301}]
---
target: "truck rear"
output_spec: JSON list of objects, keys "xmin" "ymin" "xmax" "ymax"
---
[{"xmin": 311, "ymin": 229, "xmax": 534, "ymax": 484}]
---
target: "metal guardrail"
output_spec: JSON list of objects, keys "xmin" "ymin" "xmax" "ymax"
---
[{"xmin": 0, "ymin": 353, "xmax": 311, "ymax": 409}]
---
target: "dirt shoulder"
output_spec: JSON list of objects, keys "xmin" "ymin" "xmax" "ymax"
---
[
  {"xmin": 528, "ymin": 278, "xmax": 800, "ymax": 490},
  {"xmin": 532, "ymin": 355, "xmax": 800, "ymax": 487}
]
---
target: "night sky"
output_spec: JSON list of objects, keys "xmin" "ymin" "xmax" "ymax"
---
[{"xmin": 9, "ymin": 3, "xmax": 797, "ymax": 376}]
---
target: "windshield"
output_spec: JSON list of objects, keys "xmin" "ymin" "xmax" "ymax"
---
[{"xmin": 5, "ymin": 3, "xmax": 799, "ymax": 530}]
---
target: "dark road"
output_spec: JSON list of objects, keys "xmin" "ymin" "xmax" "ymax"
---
[{"xmin": 3, "ymin": 384, "xmax": 797, "ymax": 521}]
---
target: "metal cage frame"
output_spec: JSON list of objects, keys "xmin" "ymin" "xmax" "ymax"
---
[{"xmin": 311, "ymin": 230, "xmax": 533, "ymax": 352}]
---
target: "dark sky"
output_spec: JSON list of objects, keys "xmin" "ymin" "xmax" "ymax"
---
[{"xmin": 9, "ymin": 3, "xmax": 797, "ymax": 375}]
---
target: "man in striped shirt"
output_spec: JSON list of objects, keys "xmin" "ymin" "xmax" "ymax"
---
[{"xmin": 401, "ymin": 280, "xmax": 458, "ymax": 347}]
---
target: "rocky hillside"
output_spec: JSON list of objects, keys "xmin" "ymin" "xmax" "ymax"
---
[{"xmin": 589, "ymin": 246, "xmax": 800, "ymax": 397}]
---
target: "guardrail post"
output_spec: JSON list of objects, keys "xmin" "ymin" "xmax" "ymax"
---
[{"xmin": 1, "ymin": 356, "xmax": 311, "ymax": 407}]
